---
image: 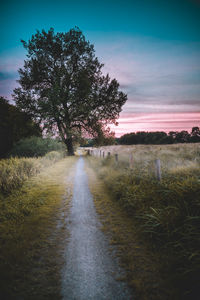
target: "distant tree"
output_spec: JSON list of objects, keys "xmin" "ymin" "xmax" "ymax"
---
[
  {"xmin": 13, "ymin": 27, "xmax": 127, "ymax": 155},
  {"xmin": 190, "ymin": 127, "xmax": 200, "ymax": 143},
  {"xmin": 118, "ymin": 132, "xmax": 136, "ymax": 145},
  {"xmin": 174, "ymin": 130, "xmax": 190, "ymax": 143},
  {"xmin": 89, "ymin": 122, "xmax": 115, "ymax": 146},
  {"xmin": 0, "ymin": 97, "xmax": 41, "ymax": 157},
  {"xmin": 168, "ymin": 131, "xmax": 177, "ymax": 143}
]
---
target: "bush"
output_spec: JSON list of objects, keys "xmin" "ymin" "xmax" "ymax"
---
[{"xmin": 9, "ymin": 136, "xmax": 66, "ymax": 158}]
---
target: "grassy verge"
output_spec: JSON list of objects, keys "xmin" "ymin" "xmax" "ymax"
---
[
  {"xmin": 85, "ymin": 144, "xmax": 200, "ymax": 300},
  {"xmin": 85, "ymin": 160, "xmax": 169, "ymax": 300},
  {"xmin": 0, "ymin": 156, "xmax": 77, "ymax": 299}
]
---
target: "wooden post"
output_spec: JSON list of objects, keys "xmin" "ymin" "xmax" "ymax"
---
[
  {"xmin": 155, "ymin": 159, "xmax": 161, "ymax": 181},
  {"xmin": 88, "ymin": 150, "xmax": 90, "ymax": 155},
  {"xmin": 115, "ymin": 153, "xmax": 118, "ymax": 163},
  {"xmin": 100, "ymin": 150, "xmax": 101, "ymax": 157},
  {"xmin": 108, "ymin": 152, "xmax": 111, "ymax": 157},
  {"xmin": 103, "ymin": 151, "xmax": 104, "ymax": 158},
  {"xmin": 129, "ymin": 153, "xmax": 133, "ymax": 168}
]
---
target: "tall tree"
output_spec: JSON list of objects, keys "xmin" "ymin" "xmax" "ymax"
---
[
  {"xmin": 0, "ymin": 97, "xmax": 41, "ymax": 157},
  {"xmin": 13, "ymin": 27, "xmax": 127, "ymax": 155}
]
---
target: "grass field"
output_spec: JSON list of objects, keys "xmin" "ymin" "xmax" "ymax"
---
[
  {"xmin": 86, "ymin": 143, "xmax": 200, "ymax": 299},
  {"xmin": 0, "ymin": 154, "xmax": 77, "ymax": 299},
  {"xmin": 1, "ymin": 144, "xmax": 199, "ymax": 299}
]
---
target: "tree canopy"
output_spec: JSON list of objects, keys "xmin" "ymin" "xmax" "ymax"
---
[
  {"xmin": 0, "ymin": 97, "xmax": 41, "ymax": 158},
  {"xmin": 13, "ymin": 27, "xmax": 127, "ymax": 155}
]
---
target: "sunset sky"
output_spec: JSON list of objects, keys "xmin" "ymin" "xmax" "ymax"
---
[{"xmin": 0, "ymin": 0, "xmax": 200, "ymax": 136}]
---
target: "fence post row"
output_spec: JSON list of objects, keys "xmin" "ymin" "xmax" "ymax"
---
[{"xmin": 88, "ymin": 149, "xmax": 162, "ymax": 181}]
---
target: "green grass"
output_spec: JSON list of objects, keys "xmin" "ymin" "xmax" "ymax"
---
[
  {"xmin": 0, "ymin": 156, "xmax": 77, "ymax": 299},
  {"xmin": 86, "ymin": 143, "xmax": 200, "ymax": 299}
]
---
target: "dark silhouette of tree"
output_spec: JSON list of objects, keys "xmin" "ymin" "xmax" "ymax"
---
[
  {"xmin": 0, "ymin": 97, "xmax": 41, "ymax": 157},
  {"xmin": 118, "ymin": 128, "xmax": 200, "ymax": 145},
  {"xmin": 168, "ymin": 131, "xmax": 178, "ymax": 143},
  {"xmin": 13, "ymin": 27, "xmax": 127, "ymax": 155},
  {"xmin": 174, "ymin": 130, "xmax": 190, "ymax": 143},
  {"xmin": 190, "ymin": 127, "xmax": 200, "ymax": 143}
]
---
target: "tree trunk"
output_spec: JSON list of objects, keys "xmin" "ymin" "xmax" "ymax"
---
[{"xmin": 65, "ymin": 137, "xmax": 74, "ymax": 156}]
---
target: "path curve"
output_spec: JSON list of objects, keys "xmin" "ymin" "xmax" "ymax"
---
[{"xmin": 61, "ymin": 156, "xmax": 133, "ymax": 300}]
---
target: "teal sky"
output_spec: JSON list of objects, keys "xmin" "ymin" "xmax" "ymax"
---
[{"xmin": 0, "ymin": 0, "xmax": 200, "ymax": 134}]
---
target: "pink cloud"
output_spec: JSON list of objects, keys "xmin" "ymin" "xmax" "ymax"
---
[{"xmin": 110, "ymin": 112, "xmax": 200, "ymax": 137}]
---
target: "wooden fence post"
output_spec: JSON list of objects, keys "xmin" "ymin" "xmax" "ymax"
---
[
  {"xmin": 129, "ymin": 153, "xmax": 133, "ymax": 168},
  {"xmin": 100, "ymin": 150, "xmax": 101, "ymax": 157},
  {"xmin": 115, "ymin": 153, "xmax": 118, "ymax": 163},
  {"xmin": 108, "ymin": 152, "xmax": 111, "ymax": 157},
  {"xmin": 103, "ymin": 151, "xmax": 104, "ymax": 158},
  {"xmin": 155, "ymin": 159, "xmax": 161, "ymax": 181}
]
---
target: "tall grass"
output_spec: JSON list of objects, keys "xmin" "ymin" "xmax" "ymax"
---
[
  {"xmin": 0, "ymin": 154, "xmax": 76, "ymax": 298},
  {"xmin": 0, "ymin": 151, "xmax": 64, "ymax": 194},
  {"xmin": 87, "ymin": 143, "xmax": 200, "ymax": 299}
]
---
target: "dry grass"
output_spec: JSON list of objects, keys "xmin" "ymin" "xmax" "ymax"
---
[
  {"xmin": 88, "ymin": 143, "xmax": 200, "ymax": 174},
  {"xmin": 85, "ymin": 162, "xmax": 170, "ymax": 300},
  {"xmin": 85, "ymin": 143, "xmax": 200, "ymax": 300},
  {"xmin": 0, "ymin": 156, "xmax": 77, "ymax": 299},
  {"xmin": 0, "ymin": 151, "xmax": 65, "ymax": 194}
]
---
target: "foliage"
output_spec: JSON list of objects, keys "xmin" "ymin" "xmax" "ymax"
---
[
  {"xmin": 9, "ymin": 136, "xmax": 66, "ymax": 157},
  {"xmin": 87, "ymin": 143, "xmax": 200, "ymax": 299},
  {"xmin": 118, "ymin": 127, "xmax": 200, "ymax": 145},
  {"xmin": 0, "ymin": 97, "xmax": 41, "ymax": 158},
  {"xmin": 0, "ymin": 151, "xmax": 64, "ymax": 194},
  {"xmin": 13, "ymin": 27, "xmax": 127, "ymax": 155},
  {"xmin": 92, "ymin": 124, "xmax": 116, "ymax": 146}
]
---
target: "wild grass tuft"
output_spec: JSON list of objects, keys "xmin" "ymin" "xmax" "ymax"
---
[{"xmin": 0, "ymin": 151, "xmax": 65, "ymax": 194}]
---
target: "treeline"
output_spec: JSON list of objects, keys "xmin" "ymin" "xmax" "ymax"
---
[{"xmin": 118, "ymin": 127, "xmax": 200, "ymax": 145}]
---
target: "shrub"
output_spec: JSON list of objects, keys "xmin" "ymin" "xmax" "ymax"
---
[{"xmin": 9, "ymin": 136, "xmax": 66, "ymax": 158}]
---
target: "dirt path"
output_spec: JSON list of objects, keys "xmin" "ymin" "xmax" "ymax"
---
[{"xmin": 61, "ymin": 156, "xmax": 133, "ymax": 300}]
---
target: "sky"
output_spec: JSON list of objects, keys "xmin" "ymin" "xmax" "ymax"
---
[{"xmin": 0, "ymin": 0, "xmax": 200, "ymax": 136}]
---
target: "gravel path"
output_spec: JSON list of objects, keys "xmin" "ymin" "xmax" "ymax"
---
[{"xmin": 61, "ymin": 156, "xmax": 133, "ymax": 300}]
